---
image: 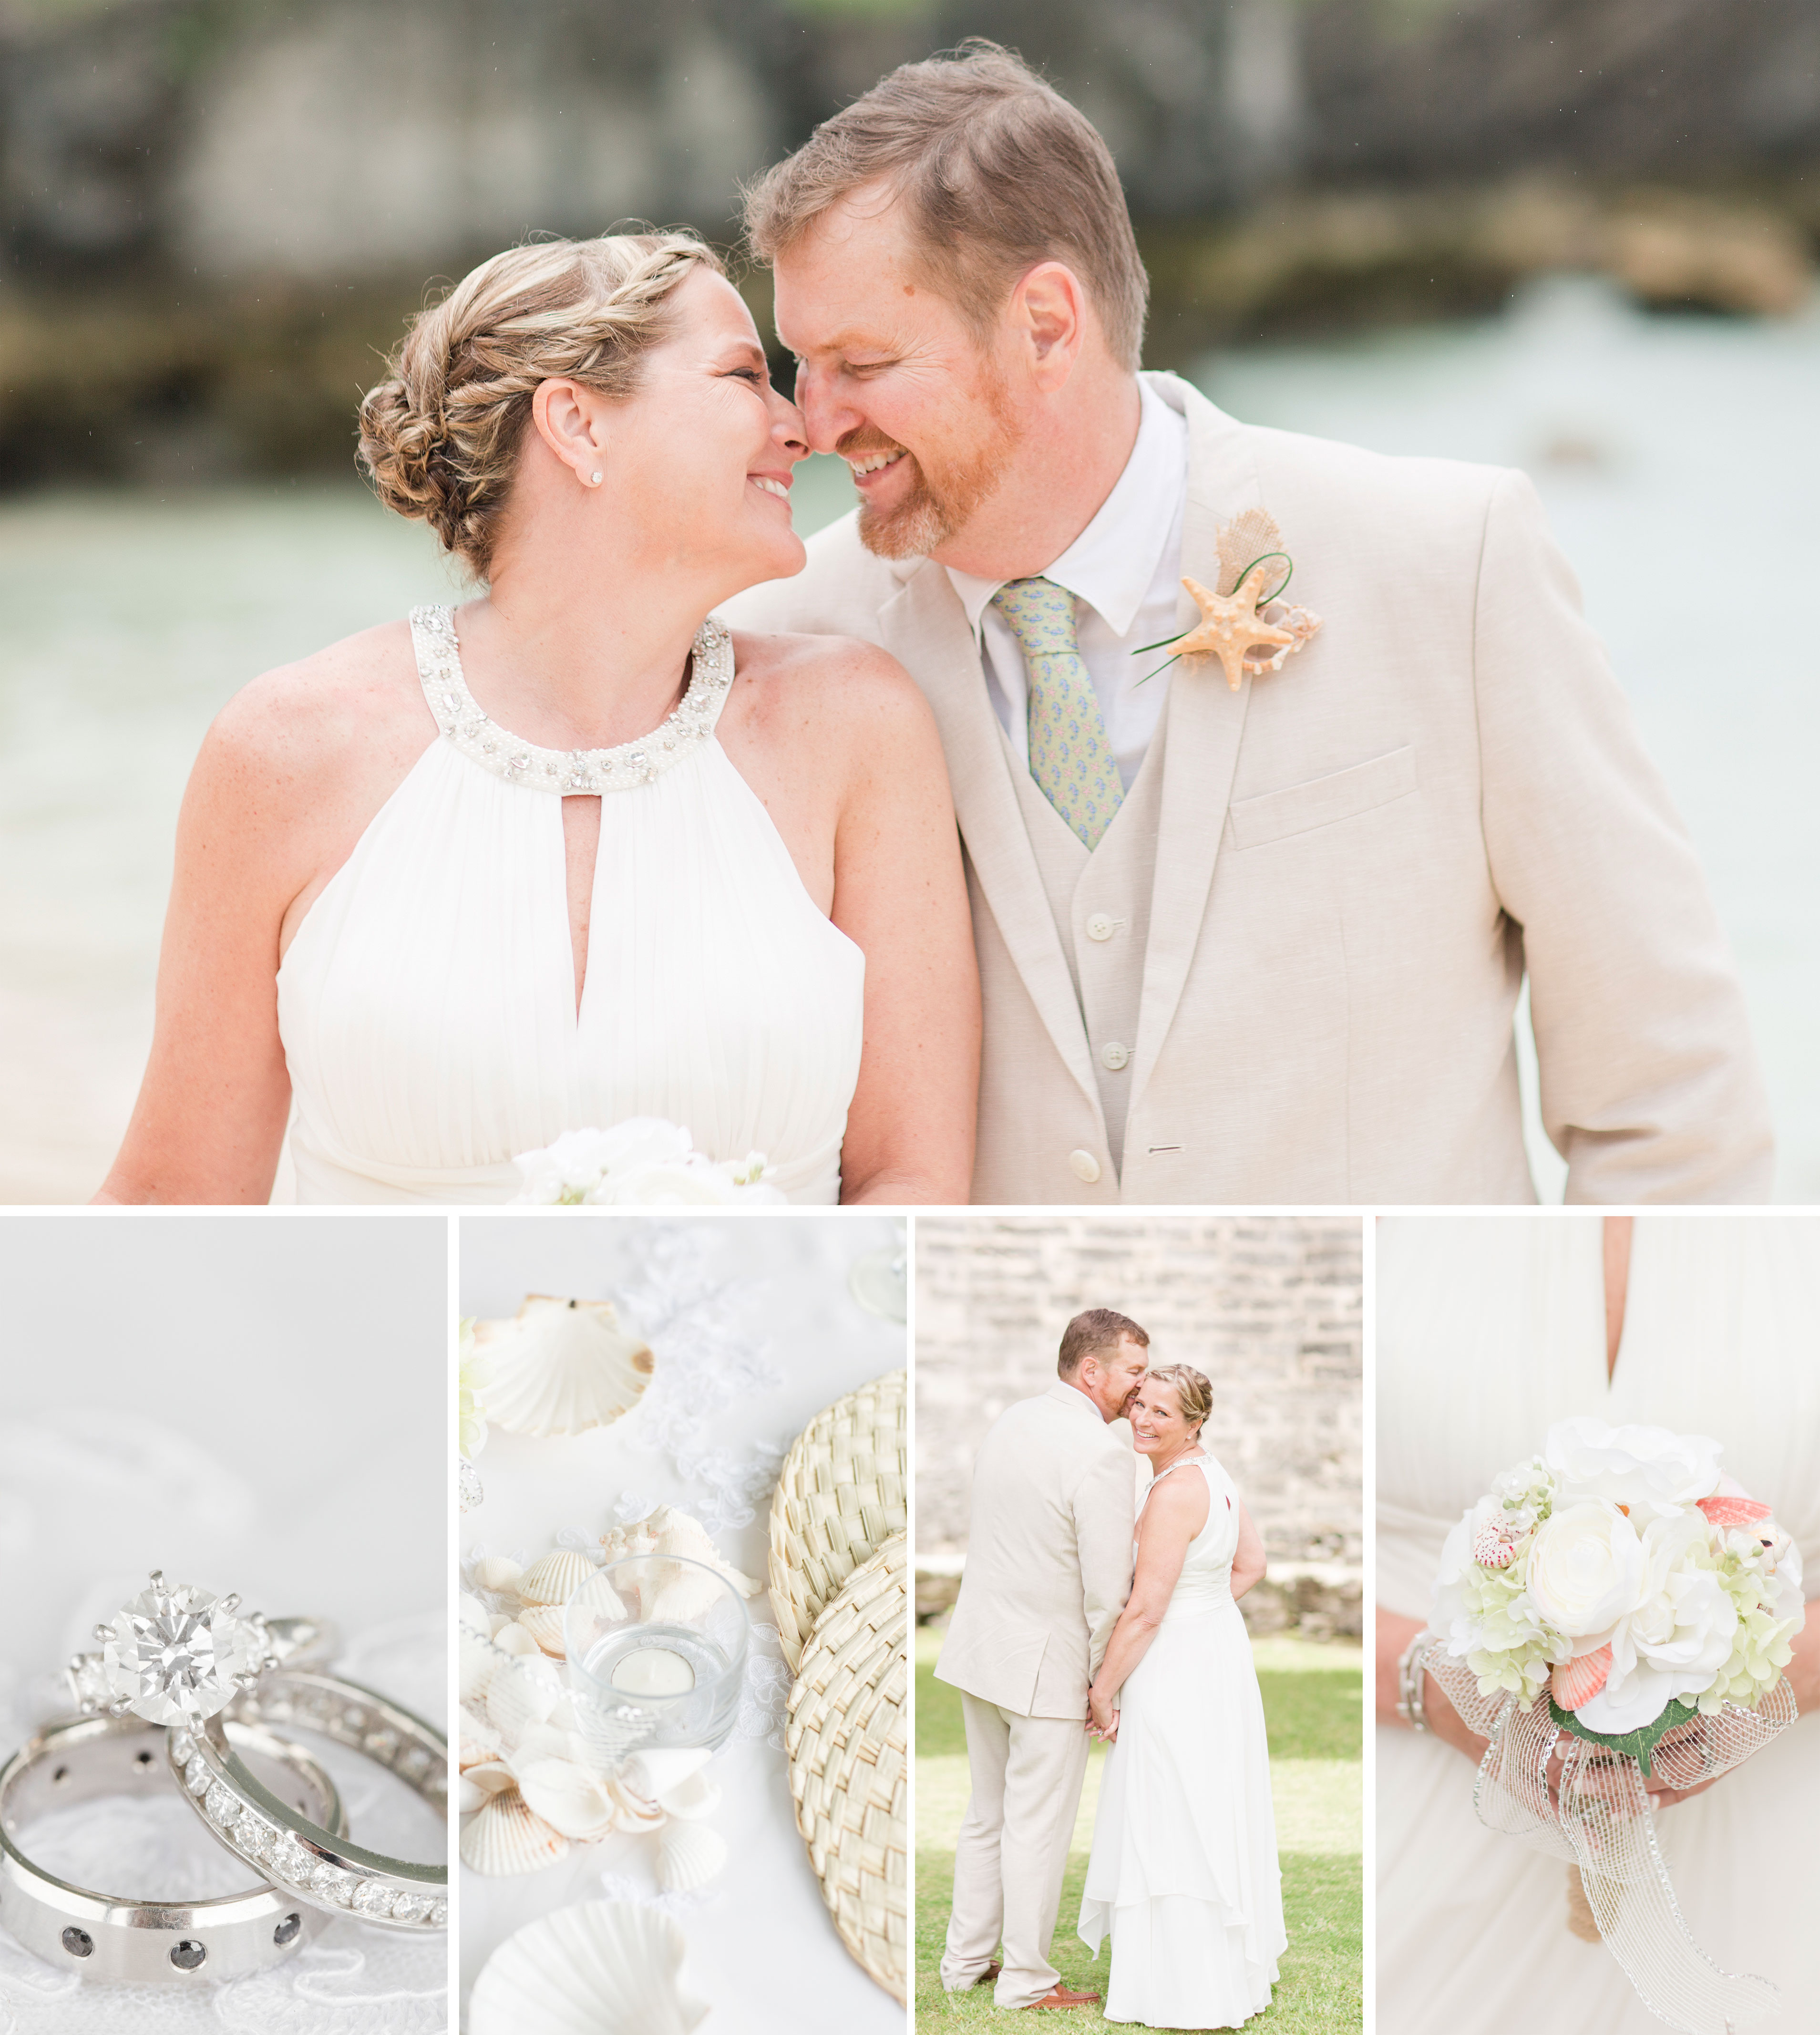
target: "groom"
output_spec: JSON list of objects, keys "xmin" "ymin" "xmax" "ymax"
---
[
  {"xmin": 933, "ymin": 1307, "xmax": 1148, "ymax": 2011},
  {"xmin": 725, "ymin": 41, "xmax": 1774, "ymax": 1206}
]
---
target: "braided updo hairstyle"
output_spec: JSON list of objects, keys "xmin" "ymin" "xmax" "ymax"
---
[
  {"xmin": 358, "ymin": 231, "xmax": 727, "ymax": 581},
  {"xmin": 1142, "ymin": 1363, "xmax": 1212, "ymax": 1430}
]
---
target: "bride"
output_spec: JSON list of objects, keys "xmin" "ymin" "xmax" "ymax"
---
[
  {"xmin": 95, "ymin": 231, "xmax": 979, "ymax": 1205},
  {"xmin": 1080, "ymin": 1365, "xmax": 1286, "ymax": 2028},
  {"xmin": 1376, "ymin": 1215, "xmax": 1820, "ymax": 2035}
]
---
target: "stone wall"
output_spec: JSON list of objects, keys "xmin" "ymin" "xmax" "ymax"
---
[{"xmin": 915, "ymin": 1217, "xmax": 1361, "ymax": 1635}]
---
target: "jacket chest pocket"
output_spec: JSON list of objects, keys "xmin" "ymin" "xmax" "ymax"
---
[{"xmin": 1227, "ymin": 744, "xmax": 1418, "ymax": 851}]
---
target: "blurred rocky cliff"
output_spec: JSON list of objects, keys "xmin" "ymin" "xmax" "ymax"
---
[{"xmin": 5, "ymin": 0, "xmax": 1820, "ymax": 482}]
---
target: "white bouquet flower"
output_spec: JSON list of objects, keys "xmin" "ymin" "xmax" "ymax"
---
[
  {"xmin": 1433, "ymin": 1416, "xmax": 1803, "ymax": 1765},
  {"xmin": 511, "ymin": 1121, "xmax": 786, "ymax": 1207}
]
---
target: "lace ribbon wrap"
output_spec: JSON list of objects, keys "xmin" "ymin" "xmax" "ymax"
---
[{"xmin": 1426, "ymin": 1648, "xmax": 1796, "ymax": 2033}]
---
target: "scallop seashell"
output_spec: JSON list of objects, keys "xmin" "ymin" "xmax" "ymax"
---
[
  {"xmin": 517, "ymin": 1549, "xmax": 596, "ymax": 1608},
  {"xmin": 516, "ymin": 1755, "xmax": 620, "ymax": 1841},
  {"xmin": 656, "ymin": 1819, "xmax": 727, "ymax": 1893},
  {"xmin": 460, "ymin": 1591, "xmax": 492, "ymax": 1632},
  {"xmin": 517, "ymin": 1605, "xmax": 568, "ymax": 1657},
  {"xmin": 459, "ymin": 1762, "xmax": 517, "ymax": 1814},
  {"xmin": 469, "ymin": 1900, "xmax": 707, "ymax": 2035},
  {"xmin": 460, "ymin": 1787, "xmax": 571, "ymax": 1877},
  {"xmin": 459, "ymin": 1713, "xmax": 505, "ymax": 1769},
  {"xmin": 620, "ymin": 1747, "xmax": 718, "ymax": 1819},
  {"xmin": 486, "ymin": 1655, "xmax": 563, "ymax": 1746},
  {"xmin": 461, "ymin": 1625, "xmax": 503, "ymax": 1707},
  {"xmin": 474, "ymin": 1295, "xmax": 654, "ymax": 1440},
  {"xmin": 1552, "ymin": 1644, "xmax": 1614, "ymax": 1712},
  {"xmin": 603, "ymin": 1772, "xmax": 667, "ymax": 1834},
  {"xmin": 493, "ymin": 1621, "xmax": 539, "ymax": 1658},
  {"xmin": 473, "ymin": 1555, "xmax": 525, "ymax": 1594}
]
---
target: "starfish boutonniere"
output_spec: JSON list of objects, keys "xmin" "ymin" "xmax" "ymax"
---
[{"xmin": 1133, "ymin": 508, "xmax": 1323, "ymax": 691}]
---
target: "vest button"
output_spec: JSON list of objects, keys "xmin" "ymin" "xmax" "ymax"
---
[
  {"xmin": 1101, "ymin": 1041, "xmax": 1130, "ymax": 1071},
  {"xmin": 1085, "ymin": 913, "xmax": 1116, "ymax": 941},
  {"xmin": 1069, "ymin": 1149, "xmax": 1102, "ymax": 1184}
]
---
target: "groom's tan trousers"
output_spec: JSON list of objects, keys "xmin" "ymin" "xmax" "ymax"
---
[{"xmin": 941, "ymin": 1694, "xmax": 1093, "ymax": 2010}]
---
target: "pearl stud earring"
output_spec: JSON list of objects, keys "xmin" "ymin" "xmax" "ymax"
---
[{"xmin": 587, "ymin": 470, "xmax": 602, "ymax": 486}]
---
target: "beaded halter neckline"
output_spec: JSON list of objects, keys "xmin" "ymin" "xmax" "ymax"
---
[{"xmin": 407, "ymin": 604, "xmax": 734, "ymax": 796}]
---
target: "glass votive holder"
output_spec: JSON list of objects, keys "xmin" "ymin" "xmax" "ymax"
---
[{"xmin": 563, "ymin": 1555, "xmax": 750, "ymax": 1766}]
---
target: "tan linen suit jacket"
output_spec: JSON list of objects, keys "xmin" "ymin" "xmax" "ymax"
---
[
  {"xmin": 723, "ymin": 373, "xmax": 1773, "ymax": 1204},
  {"xmin": 934, "ymin": 1383, "xmax": 1136, "ymax": 1720}
]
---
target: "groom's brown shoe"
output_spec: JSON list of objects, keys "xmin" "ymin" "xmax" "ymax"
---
[
  {"xmin": 973, "ymin": 1961, "xmax": 1002, "ymax": 1986},
  {"xmin": 1019, "ymin": 1983, "xmax": 1101, "ymax": 2009}
]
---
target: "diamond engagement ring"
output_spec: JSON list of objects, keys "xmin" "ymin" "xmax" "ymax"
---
[
  {"xmin": 175, "ymin": 1667, "xmax": 449, "ymax": 1931},
  {"xmin": 0, "ymin": 1710, "xmax": 346, "ymax": 1983},
  {"xmin": 64, "ymin": 1571, "xmax": 336, "ymax": 1726}
]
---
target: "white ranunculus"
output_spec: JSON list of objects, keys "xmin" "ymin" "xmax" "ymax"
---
[
  {"xmin": 1575, "ymin": 1511, "xmax": 1739, "ymax": 1732},
  {"xmin": 592, "ymin": 1155, "xmax": 784, "ymax": 1205},
  {"xmin": 1524, "ymin": 1501, "xmax": 1647, "ymax": 1639},
  {"xmin": 1544, "ymin": 1417, "xmax": 1723, "ymax": 1517}
]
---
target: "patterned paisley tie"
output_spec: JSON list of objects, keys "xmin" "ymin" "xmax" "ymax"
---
[{"xmin": 991, "ymin": 577, "xmax": 1124, "ymax": 850}]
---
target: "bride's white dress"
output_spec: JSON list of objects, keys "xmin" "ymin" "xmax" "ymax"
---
[
  {"xmin": 275, "ymin": 607, "xmax": 865, "ymax": 1204},
  {"xmin": 1080, "ymin": 1454, "xmax": 1285, "ymax": 2028},
  {"xmin": 1378, "ymin": 1215, "xmax": 1820, "ymax": 2035}
]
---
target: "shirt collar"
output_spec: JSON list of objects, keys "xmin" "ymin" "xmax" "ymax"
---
[{"xmin": 945, "ymin": 377, "xmax": 1189, "ymax": 639}]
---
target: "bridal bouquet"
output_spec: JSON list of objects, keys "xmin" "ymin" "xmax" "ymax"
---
[
  {"xmin": 512, "ymin": 1121, "xmax": 786, "ymax": 1206},
  {"xmin": 1423, "ymin": 1418, "xmax": 1805, "ymax": 2035}
]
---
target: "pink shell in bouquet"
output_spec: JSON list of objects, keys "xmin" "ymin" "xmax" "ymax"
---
[
  {"xmin": 1696, "ymin": 1495, "xmax": 1772, "ymax": 1532},
  {"xmin": 1551, "ymin": 1645, "xmax": 1613, "ymax": 1711}
]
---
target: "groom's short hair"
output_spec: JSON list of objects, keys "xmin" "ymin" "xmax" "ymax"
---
[
  {"xmin": 1057, "ymin": 1308, "xmax": 1150, "ymax": 1377},
  {"xmin": 743, "ymin": 40, "xmax": 1149, "ymax": 371}
]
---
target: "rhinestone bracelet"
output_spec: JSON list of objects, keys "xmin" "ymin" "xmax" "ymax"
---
[{"xmin": 1396, "ymin": 1631, "xmax": 1436, "ymax": 1734}]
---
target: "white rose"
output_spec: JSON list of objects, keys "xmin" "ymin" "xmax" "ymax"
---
[
  {"xmin": 1576, "ymin": 1512, "xmax": 1739, "ymax": 1733},
  {"xmin": 1524, "ymin": 1502, "xmax": 1646, "ymax": 1638},
  {"xmin": 1543, "ymin": 1417, "xmax": 1723, "ymax": 1517},
  {"xmin": 595, "ymin": 1155, "xmax": 786, "ymax": 1205}
]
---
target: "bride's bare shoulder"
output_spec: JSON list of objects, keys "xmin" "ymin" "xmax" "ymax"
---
[
  {"xmin": 196, "ymin": 619, "xmax": 431, "ymax": 800},
  {"xmin": 728, "ymin": 627, "xmax": 935, "ymax": 745}
]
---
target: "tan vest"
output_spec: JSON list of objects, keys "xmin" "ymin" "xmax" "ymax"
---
[{"xmin": 1003, "ymin": 724, "xmax": 1162, "ymax": 1176}]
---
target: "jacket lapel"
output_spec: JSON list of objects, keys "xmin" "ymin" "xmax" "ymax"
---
[
  {"xmin": 1129, "ymin": 377, "xmax": 1262, "ymax": 1115},
  {"xmin": 877, "ymin": 561, "xmax": 1102, "ymax": 1112}
]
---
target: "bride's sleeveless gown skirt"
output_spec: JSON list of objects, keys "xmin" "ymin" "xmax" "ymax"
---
[
  {"xmin": 275, "ymin": 609, "xmax": 864, "ymax": 1203},
  {"xmin": 1081, "ymin": 1455, "xmax": 1286, "ymax": 2029},
  {"xmin": 1378, "ymin": 1218, "xmax": 1820, "ymax": 2035}
]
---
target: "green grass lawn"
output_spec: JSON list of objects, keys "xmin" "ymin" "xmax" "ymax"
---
[{"xmin": 915, "ymin": 1631, "xmax": 1362, "ymax": 2031}]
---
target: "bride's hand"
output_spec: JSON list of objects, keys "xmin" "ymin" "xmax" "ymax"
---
[{"xmin": 1088, "ymin": 1687, "xmax": 1119, "ymax": 1741}]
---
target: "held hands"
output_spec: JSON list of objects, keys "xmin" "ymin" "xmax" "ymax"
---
[{"xmin": 1086, "ymin": 1686, "xmax": 1119, "ymax": 1743}]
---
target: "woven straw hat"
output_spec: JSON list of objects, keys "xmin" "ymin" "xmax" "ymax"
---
[
  {"xmin": 768, "ymin": 1369, "xmax": 906, "ymax": 1670},
  {"xmin": 785, "ymin": 1531, "xmax": 907, "ymax": 2002}
]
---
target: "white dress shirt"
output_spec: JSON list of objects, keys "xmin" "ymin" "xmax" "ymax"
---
[{"xmin": 946, "ymin": 379, "xmax": 1191, "ymax": 793}]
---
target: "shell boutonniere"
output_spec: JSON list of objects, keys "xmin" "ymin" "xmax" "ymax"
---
[{"xmin": 1134, "ymin": 508, "xmax": 1323, "ymax": 690}]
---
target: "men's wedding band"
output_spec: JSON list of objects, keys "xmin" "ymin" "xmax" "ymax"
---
[
  {"xmin": 0, "ymin": 1711, "xmax": 344, "ymax": 1983},
  {"xmin": 178, "ymin": 1668, "xmax": 449, "ymax": 1930}
]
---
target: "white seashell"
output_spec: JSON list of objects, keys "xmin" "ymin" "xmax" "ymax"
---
[
  {"xmin": 493, "ymin": 1621, "xmax": 539, "ymax": 1658},
  {"xmin": 469, "ymin": 1900, "xmax": 707, "ymax": 2035},
  {"xmin": 459, "ymin": 1716, "xmax": 505, "ymax": 1770},
  {"xmin": 517, "ymin": 1549, "xmax": 596, "ymax": 1608},
  {"xmin": 486, "ymin": 1655, "xmax": 562, "ymax": 1746},
  {"xmin": 474, "ymin": 1295, "xmax": 654, "ymax": 1440},
  {"xmin": 460, "ymin": 1591, "xmax": 492, "ymax": 1632},
  {"xmin": 603, "ymin": 1771, "xmax": 667, "ymax": 1834},
  {"xmin": 546, "ymin": 1691, "xmax": 584, "ymax": 1734},
  {"xmin": 474, "ymin": 1555, "xmax": 525, "ymax": 1594},
  {"xmin": 488, "ymin": 1612, "xmax": 515, "ymax": 1639},
  {"xmin": 653, "ymin": 1768, "xmax": 720, "ymax": 1821},
  {"xmin": 459, "ymin": 1762, "xmax": 517, "ymax": 1814},
  {"xmin": 656, "ymin": 1819, "xmax": 727, "ymax": 1893},
  {"xmin": 516, "ymin": 1755, "xmax": 620, "ymax": 1841},
  {"xmin": 460, "ymin": 1787, "xmax": 571, "ymax": 1876},
  {"xmin": 461, "ymin": 1626, "xmax": 502, "ymax": 1708},
  {"xmin": 517, "ymin": 1605, "xmax": 568, "ymax": 1657},
  {"xmin": 620, "ymin": 1747, "xmax": 717, "ymax": 1820}
]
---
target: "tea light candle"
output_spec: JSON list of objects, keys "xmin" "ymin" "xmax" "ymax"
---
[{"xmin": 610, "ymin": 1647, "xmax": 696, "ymax": 1697}]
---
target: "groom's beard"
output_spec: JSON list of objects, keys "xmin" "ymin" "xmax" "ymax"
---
[{"xmin": 844, "ymin": 378, "xmax": 1019, "ymax": 561}]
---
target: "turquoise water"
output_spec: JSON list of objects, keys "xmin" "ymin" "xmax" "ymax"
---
[{"xmin": 1, "ymin": 276, "xmax": 1813, "ymax": 1200}]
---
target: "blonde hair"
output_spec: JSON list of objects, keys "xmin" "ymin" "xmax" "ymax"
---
[
  {"xmin": 1142, "ymin": 1363, "xmax": 1212, "ymax": 1429},
  {"xmin": 358, "ymin": 231, "xmax": 726, "ymax": 580},
  {"xmin": 743, "ymin": 41, "xmax": 1149, "ymax": 372}
]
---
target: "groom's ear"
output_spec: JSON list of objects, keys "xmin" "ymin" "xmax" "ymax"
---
[{"xmin": 1009, "ymin": 261, "xmax": 1089, "ymax": 391}]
